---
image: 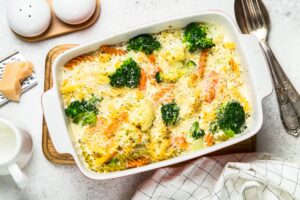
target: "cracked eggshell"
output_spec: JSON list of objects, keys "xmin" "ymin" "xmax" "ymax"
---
[
  {"xmin": 7, "ymin": 0, "xmax": 51, "ymax": 37},
  {"xmin": 52, "ymin": 0, "xmax": 96, "ymax": 25}
]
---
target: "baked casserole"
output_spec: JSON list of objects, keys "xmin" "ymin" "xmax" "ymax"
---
[{"xmin": 61, "ymin": 22, "xmax": 250, "ymax": 173}]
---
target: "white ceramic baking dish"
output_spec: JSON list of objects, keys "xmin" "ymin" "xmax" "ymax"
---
[{"xmin": 42, "ymin": 11, "xmax": 273, "ymax": 180}]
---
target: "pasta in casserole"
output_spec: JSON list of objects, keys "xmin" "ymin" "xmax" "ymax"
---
[{"xmin": 61, "ymin": 22, "xmax": 250, "ymax": 173}]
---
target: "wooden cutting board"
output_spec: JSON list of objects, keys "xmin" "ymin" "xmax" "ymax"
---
[{"xmin": 42, "ymin": 44, "xmax": 256, "ymax": 165}]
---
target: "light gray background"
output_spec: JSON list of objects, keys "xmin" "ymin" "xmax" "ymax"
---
[{"xmin": 0, "ymin": 0, "xmax": 299, "ymax": 199}]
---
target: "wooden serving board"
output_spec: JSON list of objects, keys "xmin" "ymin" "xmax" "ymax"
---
[
  {"xmin": 14, "ymin": 0, "xmax": 101, "ymax": 42},
  {"xmin": 42, "ymin": 44, "xmax": 256, "ymax": 165}
]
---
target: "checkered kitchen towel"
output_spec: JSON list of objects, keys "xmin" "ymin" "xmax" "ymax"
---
[{"xmin": 132, "ymin": 153, "xmax": 300, "ymax": 200}]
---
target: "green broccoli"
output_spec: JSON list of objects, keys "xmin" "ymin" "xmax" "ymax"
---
[
  {"xmin": 209, "ymin": 121, "xmax": 219, "ymax": 134},
  {"xmin": 161, "ymin": 101, "xmax": 180, "ymax": 126},
  {"xmin": 183, "ymin": 23, "xmax": 215, "ymax": 52},
  {"xmin": 65, "ymin": 101, "xmax": 83, "ymax": 119},
  {"xmin": 82, "ymin": 112, "xmax": 98, "ymax": 126},
  {"xmin": 127, "ymin": 34, "xmax": 161, "ymax": 54},
  {"xmin": 190, "ymin": 121, "xmax": 205, "ymax": 140},
  {"xmin": 109, "ymin": 58, "xmax": 141, "ymax": 88},
  {"xmin": 185, "ymin": 60, "xmax": 196, "ymax": 68},
  {"xmin": 107, "ymin": 158, "xmax": 119, "ymax": 166},
  {"xmin": 216, "ymin": 101, "xmax": 246, "ymax": 136},
  {"xmin": 155, "ymin": 72, "xmax": 162, "ymax": 83},
  {"xmin": 65, "ymin": 96, "xmax": 102, "ymax": 126}
]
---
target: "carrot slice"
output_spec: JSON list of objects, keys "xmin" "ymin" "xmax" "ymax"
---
[
  {"xmin": 172, "ymin": 137, "xmax": 188, "ymax": 149},
  {"xmin": 139, "ymin": 69, "xmax": 147, "ymax": 91},
  {"xmin": 100, "ymin": 45, "xmax": 126, "ymax": 56},
  {"xmin": 205, "ymin": 133, "xmax": 214, "ymax": 146},
  {"xmin": 229, "ymin": 58, "xmax": 239, "ymax": 73},
  {"xmin": 205, "ymin": 87, "xmax": 216, "ymax": 103},
  {"xmin": 148, "ymin": 54, "xmax": 156, "ymax": 65},
  {"xmin": 204, "ymin": 71, "xmax": 219, "ymax": 103},
  {"xmin": 198, "ymin": 49, "xmax": 209, "ymax": 78},
  {"xmin": 64, "ymin": 54, "xmax": 95, "ymax": 69},
  {"xmin": 152, "ymin": 85, "xmax": 174, "ymax": 102},
  {"xmin": 127, "ymin": 158, "xmax": 149, "ymax": 168},
  {"xmin": 105, "ymin": 112, "xmax": 128, "ymax": 137}
]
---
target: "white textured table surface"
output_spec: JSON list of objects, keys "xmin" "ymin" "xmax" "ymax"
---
[{"xmin": 0, "ymin": 0, "xmax": 299, "ymax": 199}]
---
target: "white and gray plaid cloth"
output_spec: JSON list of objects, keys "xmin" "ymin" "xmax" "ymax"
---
[{"xmin": 132, "ymin": 153, "xmax": 300, "ymax": 200}]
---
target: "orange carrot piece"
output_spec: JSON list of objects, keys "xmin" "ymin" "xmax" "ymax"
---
[
  {"xmin": 198, "ymin": 49, "xmax": 209, "ymax": 78},
  {"xmin": 64, "ymin": 54, "xmax": 95, "ymax": 69},
  {"xmin": 209, "ymin": 71, "xmax": 218, "ymax": 85},
  {"xmin": 100, "ymin": 45, "xmax": 126, "ymax": 56},
  {"xmin": 148, "ymin": 54, "xmax": 156, "ymax": 65},
  {"xmin": 152, "ymin": 85, "xmax": 174, "ymax": 102},
  {"xmin": 229, "ymin": 58, "xmax": 239, "ymax": 73},
  {"xmin": 204, "ymin": 87, "xmax": 216, "ymax": 103},
  {"xmin": 205, "ymin": 133, "xmax": 214, "ymax": 146},
  {"xmin": 172, "ymin": 137, "xmax": 188, "ymax": 149},
  {"xmin": 204, "ymin": 71, "xmax": 219, "ymax": 103},
  {"xmin": 105, "ymin": 112, "xmax": 128, "ymax": 137},
  {"xmin": 139, "ymin": 69, "xmax": 147, "ymax": 91},
  {"xmin": 127, "ymin": 158, "xmax": 149, "ymax": 168}
]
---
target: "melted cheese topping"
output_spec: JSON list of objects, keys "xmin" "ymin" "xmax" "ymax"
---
[{"xmin": 61, "ymin": 23, "xmax": 251, "ymax": 173}]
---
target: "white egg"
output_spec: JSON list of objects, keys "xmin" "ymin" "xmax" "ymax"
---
[
  {"xmin": 52, "ymin": 0, "xmax": 96, "ymax": 25},
  {"xmin": 7, "ymin": 0, "xmax": 51, "ymax": 37}
]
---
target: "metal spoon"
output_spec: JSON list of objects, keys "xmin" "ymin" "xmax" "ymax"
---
[{"xmin": 234, "ymin": 0, "xmax": 300, "ymax": 136}]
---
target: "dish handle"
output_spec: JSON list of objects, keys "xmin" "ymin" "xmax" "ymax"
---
[
  {"xmin": 42, "ymin": 89, "xmax": 74, "ymax": 154},
  {"xmin": 239, "ymin": 34, "xmax": 273, "ymax": 100}
]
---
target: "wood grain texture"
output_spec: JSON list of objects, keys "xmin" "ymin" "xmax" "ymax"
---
[
  {"xmin": 14, "ymin": 0, "xmax": 101, "ymax": 42},
  {"xmin": 42, "ymin": 45, "xmax": 256, "ymax": 165}
]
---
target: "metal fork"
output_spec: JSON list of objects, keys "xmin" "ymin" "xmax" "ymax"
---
[{"xmin": 235, "ymin": 0, "xmax": 300, "ymax": 136}]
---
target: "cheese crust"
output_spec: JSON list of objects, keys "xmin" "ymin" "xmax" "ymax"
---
[{"xmin": 61, "ymin": 23, "xmax": 250, "ymax": 173}]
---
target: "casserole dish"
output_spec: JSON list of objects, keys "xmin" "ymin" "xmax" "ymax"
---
[{"xmin": 42, "ymin": 11, "xmax": 272, "ymax": 180}]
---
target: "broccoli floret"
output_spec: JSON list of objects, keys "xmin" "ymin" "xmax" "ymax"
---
[
  {"xmin": 65, "ymin": 101, "xmax": 83, "ymax": 118},
  {"xmin": 109, "ymin": 58, "xmax": 141, "ymax": 88},
  {"xmin": 190, "ymin": 121, "xmax": 205, "ymax": 140},
  {"xmin": 209, "ymin": 121, "xmax": 219, "ymax": 134},
  {"xmin": 107, "ymin": 158, "xmax": 119, "ymax": 166},
  {"xmin": 82, "ymin": 112, "xmax": 97, "ymax": 126},
  {"xmin": 88, "ymin": 95, "xmax": 101, "ymax": 105},
  {"xmin": 217, "ymin": 101, "xmax": 246, "ymax": 136},
  {"xmin": 161, "ymin": 101, "xmax": 180, "ymax": 126},
  {"xmin": 127, "ymin": 34, "xmax": 161, "ymax": 54},
  {"xmin": 65, "ymin": 96, "xmax": 102, "ymax": 126},
  {"xmin": 183, "ymin": 23, "xmax": 215, "ymax": 52},
  {"xmin": 185, "ymin": 60, "xmax": 196, "ymax": 68},
  {"xmin": 155, "ymin": 72, "xmax": 162, "ymax": 83}
]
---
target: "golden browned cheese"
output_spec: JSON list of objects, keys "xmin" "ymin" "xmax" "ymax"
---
[{"xmin": 61, "ymin": 24, "xmax": 251, "ymax": 173}]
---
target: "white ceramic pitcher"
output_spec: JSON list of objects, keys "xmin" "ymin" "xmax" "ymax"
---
[{"xmin": 0, "ymin": 117, "xmax": 33, "ymax": 189}]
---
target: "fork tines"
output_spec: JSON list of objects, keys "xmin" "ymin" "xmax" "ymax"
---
[{"xmin": 240, "ymin": 0, "xmax": 267, "ymax": 31}]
